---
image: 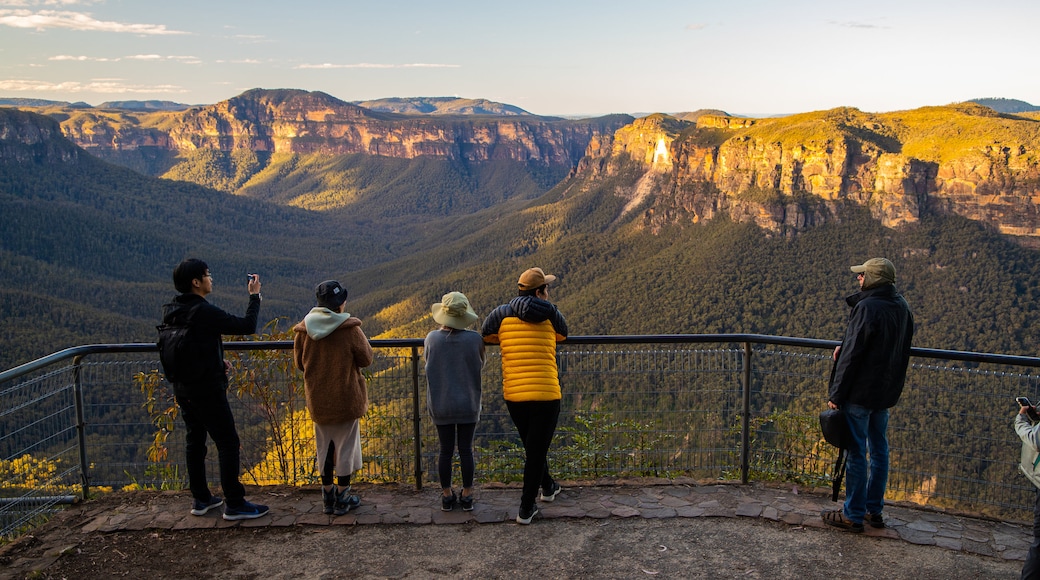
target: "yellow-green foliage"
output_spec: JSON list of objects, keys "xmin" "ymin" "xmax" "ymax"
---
[
  {"xmin": 245, "ymin": 409, "xmax": 317, "ymax": 486},
  {"xmin": 880, "ymin": 104, "xmax": 1040, "ymax": 163},
  {"xmin": 738, "ymin": 108, "xmax": 862, "ymax": 145},
  {"xmin": 715, "ymin": 104, "xmax": 1040, "ymax": 167},
  {"xmin": 0, "ymin": 454, "xmax": 61, "ymax": 489}
]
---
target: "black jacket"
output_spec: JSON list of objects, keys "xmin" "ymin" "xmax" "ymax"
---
[
  {"xmin": 480, "ymin": 295, "xmax": 569, "ymax": 340},
  {"xmin": 161, "ymin": 293, "xmax": 260, "ymax": 389},
  {"xmin": 828, "ymin": 284, "xmax": 914, "ymax": 410}
]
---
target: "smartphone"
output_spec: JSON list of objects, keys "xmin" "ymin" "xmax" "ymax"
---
[{"xmin": 1018, "ymin": 397, "xmax": 1040, "ymax": 421}]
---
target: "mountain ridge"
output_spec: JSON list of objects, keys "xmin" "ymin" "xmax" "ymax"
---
[{"xmin": 3, "ymin": 97, "xmax": 1040, "ymax": 369}]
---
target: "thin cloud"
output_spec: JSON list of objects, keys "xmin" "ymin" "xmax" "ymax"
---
[
  {"xmin": 828, "ymin": 20, "xmax": 889, "ymax": 29},
  {"xmin": 0, "ymin": 9, "xmax": 189, "ymax": 34},
  {"xmin": 49, "ymin": 54, "xmax": 201, "ymax": 64},
  {"xmin": 296, "ymin": 62, "xmax": 461, "ymax": 70},
  {"xmin": 685, "ymin": 23, "xmax": 707, "ymax": 31},
  {"xmin": 50, "ymin": 54, "xmax": 117, "ymax": 61},
  {"xmin": 0, "ymin": 78, "xmax": 188, "ymax": 93},
  {"xmin": 0, "ymin": 1, "xmax": 101, "ymax": 6},
  {"xmin": 125, "ymin": 54, "xmax": 200, "ymax": 64}
]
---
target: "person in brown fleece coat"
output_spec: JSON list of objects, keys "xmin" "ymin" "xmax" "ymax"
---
[{"xmin": 293, "ymin": 280, "xmax": 374, "ymax": 516}]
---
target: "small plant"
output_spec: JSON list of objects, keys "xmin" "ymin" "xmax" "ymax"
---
[{"xmin": 132, "ymin": 369, "xmax": 183, "ymax": 490}]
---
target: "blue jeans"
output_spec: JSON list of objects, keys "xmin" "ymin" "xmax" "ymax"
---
[{"xmin": 843, "ymin": 404, "xmax": 890, "ymax": 524}]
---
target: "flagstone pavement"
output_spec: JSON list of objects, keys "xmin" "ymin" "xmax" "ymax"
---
[{"xmin": 53, "ymin": 478, "xmax": 1035, "ymax": 562}]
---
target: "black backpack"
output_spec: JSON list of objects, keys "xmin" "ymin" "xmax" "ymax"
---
[{"xmin": 157, "ymin": 304, "xmax": 206, "ymax": 383}]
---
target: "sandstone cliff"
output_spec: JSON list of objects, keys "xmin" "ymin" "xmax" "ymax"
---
[
  {"xmin": 35, "ymin": 89, "xmax": 631, "ymax": 178},
  {"xmin": 0, "ymin": 108, "xmax": 80, "ymax": 163},
  {"xmin": 579, "ymin": 105, "xmax": 1040, "ymax": 239}
]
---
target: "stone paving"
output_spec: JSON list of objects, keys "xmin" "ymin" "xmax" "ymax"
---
[{"xmin": 48, "ymin": 479, "xmax": 1034, "ymax": 563}]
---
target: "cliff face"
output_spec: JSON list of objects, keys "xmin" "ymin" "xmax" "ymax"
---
[
  {"xmin": 581, "ymin": 106, "xmax": 1040, "ymax": 239},
  {"xmin": 0, "ymin": 108, "xmax": 81, "ymax": 163},
  {"xmin": 45, "ymin": 89, "xmax": 631, "ymax": 171}
]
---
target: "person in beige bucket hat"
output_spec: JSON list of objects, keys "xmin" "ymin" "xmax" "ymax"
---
[
  {"xmin": 430, "ymin": 291, "xmax": 480, "ymax": 330},
  {"xmin": 424, "ymin": 292, "xmax": 485, "ymax": 511}
]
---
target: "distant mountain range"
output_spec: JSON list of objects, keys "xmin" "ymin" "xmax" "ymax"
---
[
  {"xmin": 3, "ymin": 90, "xmax": 1040, "ymax": 370},
  {"xmin": 6, "ymin": 93, "xmax": 1034, "ymax": 117},
  {"xmin": 967, "ymin": 98, "xmax": 1040, "ymax": 114},
  {"xmin": 10, "ymin": 89, "xmax": 1038, "ymax": 240}
]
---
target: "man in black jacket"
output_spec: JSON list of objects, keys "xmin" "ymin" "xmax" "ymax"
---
[
  {"xmin": 162, "ymin": 258, "xmax": 269, "ymax": 521},
  {"xmin": 822, "ymin": 258, "xmax": 914, "ymax": 533}
]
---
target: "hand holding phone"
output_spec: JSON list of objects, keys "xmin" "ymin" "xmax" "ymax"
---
[{"xmin": 1018, "ymin": 397, "xmax": 1040, "ymax": 421}]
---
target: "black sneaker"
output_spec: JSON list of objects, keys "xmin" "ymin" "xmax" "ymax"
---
[
  {"xmin": 223, "ymin": 500, "xmax": 270, "ymax": 521},
  {"xmin": 459, "ymin": 494, "xmax": 474, "ymax": 512},
  {"xmin": 866, "ymin": 513, "xmax": 885, "ymax": 528},
  {"xmin": 441, "ymin": 492, "xmax": 457, "ymax": 511},
  {"xmin": 539, "ymin": 482, "xmax": 561, "ymax": 503},
  {"xmin": 516, "ymin": 505, "xmax": 540, "ymax": 525},
  {"xmin": 334, "ymin": 486, "xmax": 361, "ymax": 516},
  {"xmin": 190, "ymin": 496, "xmax": 223, "ymax": 516}
]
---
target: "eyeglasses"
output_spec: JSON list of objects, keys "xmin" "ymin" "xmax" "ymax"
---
[{"xmin": 855, "ymin": 272, "xmax": 864, "ymax": 278}]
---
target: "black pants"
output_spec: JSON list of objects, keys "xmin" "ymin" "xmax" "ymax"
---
[
  {"xmin": 175, "ymin": 384, "xmax": 246, "ymax": 507},
  {"xmin": 1024, "ymin": 487, "xmax": 1040, "ymax": 579},
  {"xmin": 436, "ymin": 423, "xmax": 476, "ymax": 490},
  {"xmin": 506, "ymin": 399, "xmax": 560, "ymax": 509}
]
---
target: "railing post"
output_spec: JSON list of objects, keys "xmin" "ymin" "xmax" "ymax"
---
[
  {"xmin": 411, "ymin": 346, "xmax": 423, "ymax": 490},
  {"xmin": 72, "ymin": 355, "xmax": 91, "ymax": 500},
  {"xmin": 741, "ymin": 342, "xmax": 752, "ymax": 485}
]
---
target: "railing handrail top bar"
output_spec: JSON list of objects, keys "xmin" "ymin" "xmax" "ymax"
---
[{"xmin": 4, "ymin": 334, "xmax": 1040, "ymax": 383}]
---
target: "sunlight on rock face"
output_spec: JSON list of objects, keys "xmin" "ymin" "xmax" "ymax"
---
[{"xmin": 652, "ymin": 137, "xmax": 670, "ymax": 168}]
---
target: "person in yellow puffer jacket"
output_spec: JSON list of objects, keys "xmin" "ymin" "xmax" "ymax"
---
[{"xmin": 481, "ymin": 267, "xmax": 568, "ymax": 525}]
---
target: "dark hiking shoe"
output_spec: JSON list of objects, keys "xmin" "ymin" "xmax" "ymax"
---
[
  {"xmin": 322, "ymin": 487, "xmax": 336, "ymax": 515},
  {"xmin": 334, "ymin": 486, "xmax": 361, "ymax": 516}
]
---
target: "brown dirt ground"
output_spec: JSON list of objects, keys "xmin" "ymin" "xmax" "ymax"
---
[{"xmin": 0, "ymin": 485, "xmax": 1024, "ymax": 580}]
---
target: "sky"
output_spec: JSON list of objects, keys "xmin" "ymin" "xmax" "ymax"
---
[{"xmin": 1, "ymin": 0, "xmax": 1038, "ymax": 118}]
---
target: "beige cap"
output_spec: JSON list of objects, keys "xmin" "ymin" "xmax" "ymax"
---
[{"xmin": 517, "ymin": 267, "xmax": 557, "ymax": 291}]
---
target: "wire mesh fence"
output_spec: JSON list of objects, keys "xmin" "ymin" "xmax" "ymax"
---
[{"xmin": 3, "ymin": 336, "xmax": 1040, "ymax": 539}]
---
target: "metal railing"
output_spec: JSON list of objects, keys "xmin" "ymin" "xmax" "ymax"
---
[{"xmin": 3, "ymin": 334, "xmax": 1040, "ymax": 539}]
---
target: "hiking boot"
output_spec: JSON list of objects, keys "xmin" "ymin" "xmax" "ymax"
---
[
  {"xmin": 190, "ymin": 496, "xmax": 223, "ymax": 516},
  {"xmin": 866, "ymin": 512, "xmax": 885, "ymax": 528},
  {"xmin": 322, "ymin": 487, "xmax": 336, "ymax": 515},
  {"xmin": 516, "ymin": 505, "xmax": 540, "ymax": 525},
  {"xmin": 539, "ymin": 482, "xmax": 561, "ymax": 503},
  {"xmin": 441, "ymin": 491, "xmax": 457, "ymax": 512},
  {"xmin": 459, "ymin": 493, "xmax": 474, "ymax": 512},
  {"xmin": 334, "ymin": 485, "xmax": 361, "ymax": 516},
  {"xmin": 223, "ymin": 500, "xmax": 270, "ymax": 521},
  {"xmin": 821, "ymin": 509, "xmax": 863, "ymax": 533}
]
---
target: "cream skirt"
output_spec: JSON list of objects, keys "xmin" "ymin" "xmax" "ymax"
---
[{"xmin": 315, "ymin": 419, "xmax": 363, "ymax": 476}]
